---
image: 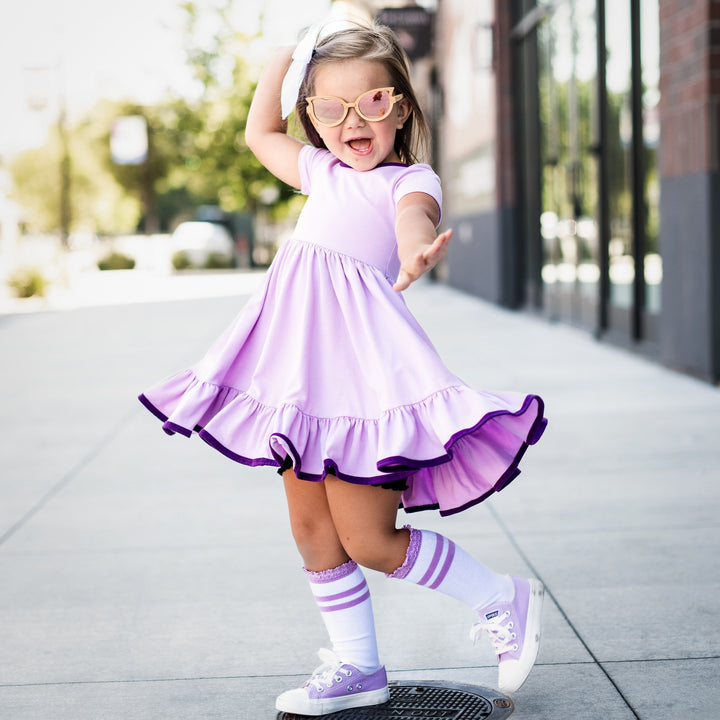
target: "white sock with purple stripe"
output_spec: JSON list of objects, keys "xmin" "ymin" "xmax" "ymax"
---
[
  {"xmin": 306, "ymin": 560, "xmax": 381, "ymax": 673},
  {"xmin": 387, "ymin": 528, "xmax": 514, "ymax": 611}
]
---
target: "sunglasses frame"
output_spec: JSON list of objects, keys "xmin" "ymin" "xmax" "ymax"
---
[{"xmin": 305, "ymin": 87, "xmax": 405, "ymax": 128}]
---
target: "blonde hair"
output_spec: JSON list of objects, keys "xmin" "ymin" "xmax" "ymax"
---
[{"xmin": 295, "ymin": 23, "xmax": 430, "ymax": 165}]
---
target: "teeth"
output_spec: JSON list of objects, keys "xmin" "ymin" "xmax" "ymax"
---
[{"xmin": 349, "ymin": 138, "xmax": 371, "ymax": 151}]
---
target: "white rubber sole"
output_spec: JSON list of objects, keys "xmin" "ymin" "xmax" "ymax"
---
[{"xmin": 275, "ymin": 685, "xmax": 390, "ymax": 716}]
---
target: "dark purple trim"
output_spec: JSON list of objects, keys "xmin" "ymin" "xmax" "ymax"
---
[
  {"xmin": 402, "ymin": 501, "xmax": 441, "ymax": 514},
  {"xmin": 137, "ymin": 395, "xmax": 192, "ymax": 437},
  {"xmin": 163, "ymin": 421, "xmax": 192, "ymax": 438},
  {"xmin": 138, "ymin": 391, "xmax": 547, "ymax": 516},
  {"xmin": 338, "ymin": 160, "xmax": 408, "ymax": 169},
  {"xmin": 198, "ymin": 429, "xmax": 278, "ymax": 469},
  {"xmin": 376, "ymin": 394, "xmax": 546, "ymax": 474},
  {"xmin": 269, "ymin": 433, "xmax": 411, "ymax": 485},
  {"xmin": 138, "ymin": 394, "xmax": 168, "ymax": 423},
  {"xmin": 400, "ymin": 479, "xmax": 513, "ymax": 517}
]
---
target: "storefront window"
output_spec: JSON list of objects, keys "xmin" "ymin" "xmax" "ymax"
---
[
  {"xmin": 605, "ymin": 0, "xmax": 634, "ymax": 311},
  {"xmin": 641, "ymin": 0, "xmax": 661, "ymax": 315},
  {"xmin": 538, "ymin": 0, "xmax": 599, "ymax": 326},
  {"xmin": 520, "ymin": 0, "xmax": 661, "ymax": 336}
]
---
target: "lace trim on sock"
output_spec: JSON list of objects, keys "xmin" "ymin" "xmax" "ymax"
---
[
  {"xmin": 304, "ymin": 559, "xmax": 358, "ymax": 584},
  {"xmin": 385, "ymin": 525, "xmax": 420, "ymax": 579}
]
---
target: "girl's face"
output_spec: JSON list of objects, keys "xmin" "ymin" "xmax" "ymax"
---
[{"xmin": 308, "ymin": 59, "xmax": 411, "ymax": 171}]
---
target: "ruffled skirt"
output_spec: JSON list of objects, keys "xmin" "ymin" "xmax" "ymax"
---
[{"xmin": 139, "ymin": 239, "xmax": 546, "ymax": 515}]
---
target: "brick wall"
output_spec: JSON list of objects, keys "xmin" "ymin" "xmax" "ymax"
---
[{"xmin": 659, "ymin": 0, "xmax": 720, "ymax": 177}]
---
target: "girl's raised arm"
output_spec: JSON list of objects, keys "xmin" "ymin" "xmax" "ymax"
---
[
  {"xmin": 393, "ymin": 192, "xmax": 453, "ymax": 292},
  {"xmin": 245, "ymin": 47, "xmax": 305, "ymax": 189}
]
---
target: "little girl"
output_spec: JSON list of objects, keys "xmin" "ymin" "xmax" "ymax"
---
[{"xmin": 139, "ymin": 22, "xmax": 547, "ymax": 716}]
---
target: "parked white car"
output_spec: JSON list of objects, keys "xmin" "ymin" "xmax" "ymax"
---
[{"xmin": 170, "ymin": 221, "xmax": 235, "ymax": 268}]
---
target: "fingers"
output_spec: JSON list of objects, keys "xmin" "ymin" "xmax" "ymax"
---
[
  {"xmin": 422, "ymin": 228, "xmax": 453, "ymax": 262},
  {"xmin": 393, "ymin": 269, "xmax": 412, "ymax": 292},
  {"xmin": 394, "ymin": 228, "xmax": 453, "ymax": 292}
]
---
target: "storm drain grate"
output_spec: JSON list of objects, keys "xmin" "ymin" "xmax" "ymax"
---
[{"xmin": 276, "ymin": 680, "xmax": 514, "ymax": 719}]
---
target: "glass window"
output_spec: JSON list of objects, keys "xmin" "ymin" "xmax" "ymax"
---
[
  {"xmin": 641, "ymin": 0, "xmax": 661, "ymax": 316},
  {"xmin": 605, "ymin": 0, "xmax": 635, "ymax": 311},
  {"xmin": 538, "ymin": 0, "xmax": 599, "ymax": 326}
]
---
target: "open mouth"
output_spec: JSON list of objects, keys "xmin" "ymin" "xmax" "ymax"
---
[{"xmin": 347, "ymin": 137, "xmax": 373, "ymax": 154}]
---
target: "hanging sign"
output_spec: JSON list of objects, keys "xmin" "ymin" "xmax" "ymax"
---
[{"xmin": 376, "ymin": 7, "xmax": 433, "ymax": 60}]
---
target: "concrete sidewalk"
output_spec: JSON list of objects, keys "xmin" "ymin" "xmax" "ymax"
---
[{"xmin": 1, "ymin": 273, "xmax": 718, "ymax": 719}]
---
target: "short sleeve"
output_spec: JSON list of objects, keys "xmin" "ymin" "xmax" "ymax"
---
[
  {"xmin": 392, "ymin": 164, "xmax": 443, "ymax": 226},
  {"xmin": 299, "ymin": 145, "xmax": 333, "ymax": 196}
]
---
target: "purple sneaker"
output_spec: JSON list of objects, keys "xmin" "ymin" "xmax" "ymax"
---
[
  {"xmin": 471, "ymin": 576, "xmax": 544, "ymax": 694},
  {"xmin": 275, "ymin": 649, "xmax": 389, "ymax": 716}
]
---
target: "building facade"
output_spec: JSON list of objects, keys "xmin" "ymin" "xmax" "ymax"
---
[{"xmin": 429, "ymin": 0, "xmax": 719, "ymax": 382}]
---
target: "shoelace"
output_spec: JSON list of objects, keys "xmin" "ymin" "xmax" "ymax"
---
[
  {"xmin": 470, "ymin": 609, "xmax": 518, "ymax": 656},
  {"xmin": 306, "ymin": 649, "xmax": 353, "ymax": 692}
]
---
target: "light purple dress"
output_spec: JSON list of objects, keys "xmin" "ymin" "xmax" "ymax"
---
[{"xmin": 139, "ymin": 146, "xmax": 546, "ymax": 515}]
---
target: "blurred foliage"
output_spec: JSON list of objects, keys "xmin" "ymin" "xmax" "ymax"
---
[
  {"xmin": 6, "ymin": 266, "xmax": 50, "ymax": 298},
  {"xmin": 9, "ymin": 0, "xmax": 297, "ymax": 236},
  {"xmin": 171, "ymin": 249, "xmax": 234, "ymax": 271},
  {"xmin": 9, "ymin": 117, "xmax": 140, "ymax": 234},
  {"xmin": 97, "ymin": 251, "xmax": 136, "ymax": 271},
  {"xmin": 171, "ymin": 250, "xmax": 193, "ymax": 270}
]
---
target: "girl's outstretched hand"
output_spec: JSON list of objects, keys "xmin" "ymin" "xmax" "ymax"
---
[{"xmin": 393, "ymin": 228, "xmax": 453, "ymax": 292}]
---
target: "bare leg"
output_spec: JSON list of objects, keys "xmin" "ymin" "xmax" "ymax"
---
[
  {"xmin": 282, "ymin": 468, "xmax": 349, "ymax": 571},
  {"xmin": 324, "ymin": 475, "xmax": 409, "ymax": 574},
  {"xmin": 282, "ymin": 469, "xmax": 384, "ymax": 678}
]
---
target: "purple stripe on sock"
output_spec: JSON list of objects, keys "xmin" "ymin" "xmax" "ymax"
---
[
  {"xmin": 318, "ymin": 589, "xmax": 371, "ymax": 612},
  {"xmin": 418, "ymin": 534, "xmax": 445, "ymax": 586},
  {"xmin": 314, "ymin": 580, "xmax": 368, "ymax": 604},
  {"xmin": 428, "ymin": 540, "xmax": 456, "ymax": 589}
]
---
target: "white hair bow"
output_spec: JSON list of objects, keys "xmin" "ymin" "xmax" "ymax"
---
[{"xmin": 280, "ymin": 24, "xmax": 322, "ymax": 119}]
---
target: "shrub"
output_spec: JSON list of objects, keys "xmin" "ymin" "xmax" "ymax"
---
[
  {"xmin": 6, "ymin": 266, "xmax": 49, "ymax": 298},
  {"xmin": 171, "ymin": 251, "xmax": 234, "ymax": 270},
  {"xmin": 171, "ymin": 251, "xmax": 192, "ymax": 270},
  {"xmin": 98, "ymin": 251, "xmax": 135, "ymax": 271},
  {"xmin": 203, "ymin": 252, "xmax": 234, "ymax": 269}
]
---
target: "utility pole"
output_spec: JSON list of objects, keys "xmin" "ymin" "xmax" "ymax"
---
[
  {"xmin": 57, "ymin": 101, "xmax": 72, "ymax": 248},
  {"xmin": 24, "ymin": 63, "xmax": 72, "ymax": 247}
]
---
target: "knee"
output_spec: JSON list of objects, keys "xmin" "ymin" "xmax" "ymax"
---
[
  {"xmin": 288, "ymin": 513, "xmax": 346, "ymax": 569},
  {"xmin": 343, "ymin": 528, "xmax": 409, "ymax": 574},
  {"xmin": 289, "ymin": 513, "xmax": 334, "ymax": 551}
]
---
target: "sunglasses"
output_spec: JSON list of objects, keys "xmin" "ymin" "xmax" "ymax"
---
[{"xmin": 305, "ymin": 87, "xmax": 405, "ymax": 127}]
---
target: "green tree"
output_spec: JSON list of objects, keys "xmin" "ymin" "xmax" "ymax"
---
[
  {"xmin": 9, "ymin": 110, "xmax": 140, "ymax": 235},
  {"xmin": 103, "ymin": 102, "xmax": 173, "ymax": 233},
  {"xmin": 163, "ymin": 1, "xmax": 296, "ymax": 218},
  {"xmin": 10, "ymin": 0, "xmax": 297, "ymax": 236}
]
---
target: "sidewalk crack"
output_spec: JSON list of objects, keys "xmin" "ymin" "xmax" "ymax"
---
[
  {"xmin": 0, "ymin": 406, "xmax": 137, "ymax": 549},
  {"xmin": 487, "ymin": 502, "xmax": 643, "ymax": 720}
]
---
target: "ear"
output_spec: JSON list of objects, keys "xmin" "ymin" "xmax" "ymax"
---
[{"xmin": 396, "ymin": 98, "xmax": 413, "ymax": 128}]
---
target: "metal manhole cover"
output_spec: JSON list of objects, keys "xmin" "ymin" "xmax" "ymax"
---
[{"xmin": 276, "ymin": 680, "xmax": 514, "ymax": 719}]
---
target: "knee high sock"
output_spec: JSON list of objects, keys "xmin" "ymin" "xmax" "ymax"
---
[
  {"xmin": 387, "ymin": 527, "xmax": 514, "ymax": 611},
  {"xmin": 305, "ymin": 560, "xmax": 381, "ymax": 672}
]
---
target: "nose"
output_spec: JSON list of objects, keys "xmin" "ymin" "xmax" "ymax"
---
[{"xmin": 344, "ymin": 105, "xmax": 366, "ymax": 127}]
